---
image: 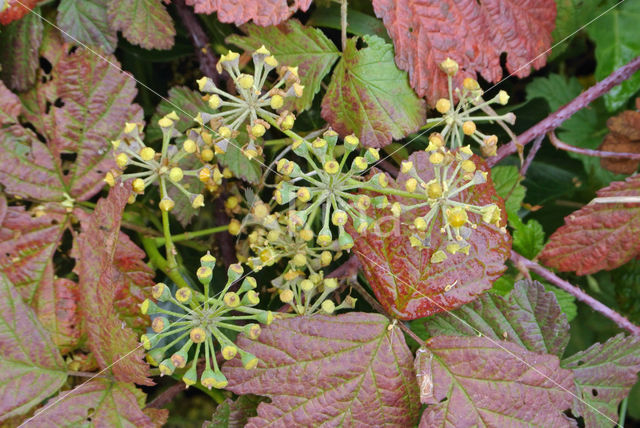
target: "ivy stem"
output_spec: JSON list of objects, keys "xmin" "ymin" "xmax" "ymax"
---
[
  {"xmin": 548, "ymin": 131, "xmax": 640, "ymax": 160},
  {"xmin": 510, "ymin": 251, "xmax": 640, "ymax": 336},
  {"xmin": 357, "ymin": 184, "xmax": 429, "ymax": 201},
  {"xmin": 153, "ymin": 225, "xmax": 229, "ymax": 245},
  {"xmin": 260, "ymin": 114, "xmax": 308, "ymax": 143},
  {"xmin": 490, "ymin": 55, "xmax": 640, "ymax": 166},
  {"xmin": 158, "ymin": 178, "xmax": 178, "ymax": 270},
  {"xmin": 140, "ymin": 235, "xmax": 190, "ymax": 289}
]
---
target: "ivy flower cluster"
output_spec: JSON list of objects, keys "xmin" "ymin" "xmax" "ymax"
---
[
  {"xmin": 106, "ymin": 113, "xmax": 211, "ymax": 212},
  {"xmin": 426, "ymin": 58, "xmax": 515, "ymax": 156},
  {"xmin": 273, "ymin": 130, "xmax": 390, "ymax": 250},
  {"xmin": 195, "ymin": 46, "xmax": 303, "ymax": 159},
  {"xmin": 140, "ymin": 253, "xmax": 273, "ymax": 389},
  {"xmin": 394, "ymin": 138, "xmax": 502, "ymax": 263}
]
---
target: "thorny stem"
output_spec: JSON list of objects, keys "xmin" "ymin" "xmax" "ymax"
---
[
  {"xmin": 153, "ymin": 225, "xmax": 229, "ymax": 245},
  {"xmin": 520, "ymin": 134, "xmax": 544, "ymax": 175},
  {"xmin": 340, "ymin": 0, "xmax": 348, "ymax": 50},
  {"xmin": 548, "ymin": 131, "xmax": 640, "ymax": 160},
  {"xmin": 490, "ymin": 55, "xmax": 640, "ymax": 166},
  {"xmin": 140, "ymin": 235, "xmax": 191, "ymax": 289},
  {"xmin": 511, "ymin": 251, "xmax": 640, "ymax": 336}
]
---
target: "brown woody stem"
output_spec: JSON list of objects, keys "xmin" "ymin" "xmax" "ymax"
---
[
  {"xmin": 490, "ymin": 55, "xmax": 640, "ymax": 166},
  {"xmin": 548, "ymin": 131, "xmax": 640, "ymax": 159},
  {"xmin": 511, "ymin": 251, "xmax": 640, "ymax": 336}
]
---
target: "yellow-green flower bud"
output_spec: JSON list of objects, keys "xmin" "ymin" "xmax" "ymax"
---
[
  {"xmin": 223, "ymin": 291, "xmax": 241, "ymax": 308},
  {"xmin": 435, "ymin": 98, "xmax": 451, "ymax": 114},
  {"xmin": 300, "ymin": 279, "xmax": 314, "ymax": 291},
  {"xmin": 462, "ymin": 121, "xmax": 476, "ymax": 136},
  {"xmin": 169, "ymin": 167, "xmax": 183, "ymax": 183},
  {"xmin": 331, "ymin": 210, "xmax": 348, "ymax": 226},
  {"xmin": 405, "ymin": 178, "xmax": 418, "ymax": 193},
  {"xmin": 159, "ymin": 359, "xmax": 175, "ymax": 376},
  {"xmin": 183, "ymin": 139, "xmax": 197, "ymax": 153},
  {"xmin": 321, "ymin": 300, "xmax": 335, "ymax": 314},
  {"xmin": 175, "ymin": 287, "xmax": 192, "ymax": 304},
  {"xmin": 116, "ymin": 153, "xmax": 128, "ymax": 168},
  {"xmin": 244, "ymin": 323, "xmax": 262, "ymax": 340},
  {"xmin": 189, "ymin": 327, "xmax": 207, "ymax": 344},
  {"xmin": 270, "ymin": 94, "xmax": 284, "ymax": 109},
  {"xmin": 132, "ymin": 178, "xmax": 145, "ymax": 194},
  {"xmin": 237, "ymin": 74, "xmax": 254, "ymax": 89},
  {"xmin": 159, "ymin": 197, "xmax": 175, "ymax": 212},
  {"xmin": 191, "ymin": 194, "xmax": 205, "ymax": 209},
  {"xmin": 139, "ymin": 147, "xmax": 155, "ymax": 161},
  {"xmin": 323, "ymin": 160, "xmax": 340, "ymax": 175},
  {"xmin": 221, "ymin": 345, "xmax": 238, "ymax": 360},
  {"xmin": 208, "ymin": 94, "xmax": 221, "ymax": 109}
]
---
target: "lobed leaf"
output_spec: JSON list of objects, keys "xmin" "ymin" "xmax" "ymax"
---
[
  {"xmin": 0, "ymin": 8, "xmax": 42, "ymax": 91},
  {"xmin": 227, "ymin": 19, "xmax": 340, "ymax": 112},
  {"xmin": 222, "ymin": 313, "xmax": 421, "ymax": 426},
  {"xmin": 372, "ymin": 0, "xmax": 556, "ymax": 104},
  {"xmin": 540, "ymin": 174, "xmax": 640, "ymax": 275},
  {"xmin": 416, "ymin": 336, "xmax": 575, "ymax": 427},
  {"xmin": 107, "ymin": 0, "xmax": 175, "ymax": 50},
  {"xmin": 56, "ymin": 0, "xmax": 117, "ymax": 53},
  {"xmin": 598, "ymin": 100, "xmax": 640, "ymax": 175},
  {"xmin": 562, "ymin": 333, "xmax": 640, "ymax": 427},
  {"xmin": 0, "ymin": 273, "xmax": 67, "ymax": 421},
  {"xmin": 185, "ymin": 0, "xmax": 312, "ymax": 26},
  {"xmin": 321, "ymin": 35, "xmax": 426, "ymax": 148}
]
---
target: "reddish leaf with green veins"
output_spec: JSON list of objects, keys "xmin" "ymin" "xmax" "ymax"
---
[
  {"xmin": 185, "ymin": 0, "xmax": 312, "ymax": 26},
  {"xmin": 321, "ymin": 35, "xmax": 426, "ymax": 148},
  {"xmin": 107, "ymin": 0, "xmax": 175, "ymax": 50},
  {"xmin": 349, "ymin": 151, "xmax": 511, "ymax": 320},
  {"xmin": 0, "ymin": 8, "xmax": 42, "ymax": 91},
  {"xmin": 0, "ymin": 0, "xmax": 40, "ymax": 25},
  {"xmin": 0, "ymin": 273, "xmax": 67, "ymax": 421},
  {"xmin": 540, "ymin": 175, "xmax": 640, "ymax": 275},
  {"xmin": 416, "ymin": 336, "xmax": 575, "ymax": 427},
  {"xmin": 222, "ymin": 313, "xmax": 421, "ymax": 426},
  {"xmin": 372, "ymin": 0, "xmax": 556, "ymax": 104}
]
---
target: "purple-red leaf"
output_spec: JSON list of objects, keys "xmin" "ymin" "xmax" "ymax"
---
[
  {"xmin": 74, "ymin": 185, "xmax": 153, "ymax": 385},
  {"xmin": 350, "ymin": 151, "xmax": 510, "ymax": 320},
  {"xmin": 372, "ymin": 0, "xmax": 556, "ymax": 104},
  {"xmin": 0, "ymin": 0, "xmax": 40, "ymax": 25},
  {"xmin": 30, "ymin": 379, "xmax": 167, "ymax": 427},
  {"xmin": 0, "ymin": 8, "xmax": 42, "ymax": 91},
  {"xmin": 107, "ymin": 0, "xmax": 175, "ymax": 50},
  {"xmin": 0, "ymin": 273, "xmax": 67, "ymax": 421},
  {"xmin": 540, "ymin": 175, "xmax": 640, "ymax": 275},
  {"xmin": 562, "ymin": 333, "xmax": 640, "ymax": 427},
  {"xmin": 416, "ymin": 336, "xmax": 575, "ymax": 427},
  {"xmin": 222, "ymin": 313, "xmax": 420, "ymax": 426},
  {"xmin": 425, "ymin": 280, "xmax": 570, "ymax": 356},
  {"xmin": 321, "ymin": 35, "xmax": 426, "ymax": 148},
  {"xmin": 185, "ymin": 0, "xmax": 312, "ymax": 26}
]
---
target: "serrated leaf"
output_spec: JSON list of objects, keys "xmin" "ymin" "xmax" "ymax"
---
[
  {"xmin": 0, "ymin": 273, "xmax": 67, "ymax": 421},
  {"xmin": 57, "ymin": 0, "xmax": 117, "ymax": 53},
  {"xmin": 30, "ymin": 379, "xmax": 166, "ymax": 427},
  {"xmin": 218, "ymin": 138, "xmax": 262, "ymax": 184},
  {"xmin": 185, "ymin": 0, "xmax": 312, "ymax": 26},
  {"xmin": 551, "ymin": 0, "xmax": 602, "ymax": 59},
  {"xmin": 227, "ymin": 19, "xmax": 340, "ymax": 112},
  {"xmin": 598, "ymin": 104, "xmax": 640, "ymax": 174},
  {"xmin": 222, "ymin": 313, "xmax": 421, "ymax": 426},
  {"xmin": 204, "ymin": 395, "xmax": 265, "ymax": 428},
  {"xmin": 0, "ymin": 80, "xmax": 21, "ymax": 125},
  {"xmin": 526, "ymin": 73, "xmax": 584, "ymax": 112},
  {"xmin": 0, "ymin": 0, "xmax": 39, "ymax": 25},
  {"xmin": 321, "ymin": 35, "xmax": 426, "ymax": 148},
  {"xmin": 425, "ymin": 280, "xmax": 570, "ymax": 356},
  {"xmin": 562, "ymin": 333, "xmax": 640, "ymax": 427},
  {"xmin": 74, "ymin": 185, "xmax": 153, "ymax": 385},
  {"xmin": 0, "ymin": 7, "xmax": 42, "ymax": 91},
  {"xmin": 491, "ymin": 165, "xmax": 525, "ymax": 222},
  {"xmin": 349, "ymin": 152, "xmax": 511, "ymax": 319},
  {"xmin": 148, "ymin": 85, "xmax": 210, "ymax": 142},
  {"xmin": 372, "ymin": 0, "xmax": 556, "ymax": 104},
  {"xmin": 587, "ymin": 0, "xmax": 640, "ymax": 111},
  {"xmin": 416, "ymin": 336, "xmax": 575, "ymax": 426},
  {"xmin": 107, "ymin": 0, "xmax": 175, "ymax": 50},
  {"xmin": 513, "ymin": 218, "xmax": 545, "ymax": 259},
  {"xmin": 540, "ymin": 175, "xmax": 640, "ymax": 275}
]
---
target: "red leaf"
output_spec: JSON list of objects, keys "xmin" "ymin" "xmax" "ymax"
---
[
  {"xmin": 185, "ymin": 0, "xmax": 312, "ymax": 26},
  {"xmin": 416, "ymin": 336, "xmax": 575, "ymax": 427},
  {"xmin": 74, "ymin": 185, "xmax": 153, "ymax": 385},
  {"xmin": 222, "ymin": 313, "xmax": 421, "ymax": 426},
  {"xmin": 350, "ymin": 152, "xmax": 511, "ymax": 320},
  {"xmin": 0, "ymin": 0, "xmax": 39, "ymax": 25},
  {"xmin": 539, "ymin": 175, "xmax": 640, "ymax": 275},
  {"xmin": 107, "ymin": 0, "xmax": 175, "ymax": 50},
  {"xmin": 0, "ymin": 80, "xmax": 21, "ymax": 124},
  {"xmin": 372, "ymin": 0, "xmax": 556, "ymax": 103},
  {"xmin": 598, "ymin": 102, "xmax": 640, "ymax": 174}
]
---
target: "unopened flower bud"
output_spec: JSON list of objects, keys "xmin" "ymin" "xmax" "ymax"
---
[
  {"xmin": 405, "ymin": 178, "xmax": 418, "ymax": 193},
  {"xmin": 279, "ymin": 289, "xmax": 294, "ymax": 303},
  {"xmin": 116, "ymin": 153, "xmax": 128, "ymax": 168},
  {"xmin": 201, "ymin": 148, "xmax": 214, "ymax": 162},
  {"xmin": 401, "ymin": 160, "xmax": 413, "ymax": 174},
  {"xmin": 132, "ymin": 178, "xmax": 145, "ymax": 194},
  {"xmin": 462, "ymin": 121, "xmax": 476, "ymax": 136},
  {"xmin": 191, "ymin": 194, "xmax": 205, "ymax": 209},
  {"xmin": 439, "ymin": 57, "xmax": 459, "ymax": 75},
  {"xmin": 237, "ymin": 74, "xmax": 254, "ymax": 89},
  {"xmin": 244, "ymin": 323, "xmax": 262, "ymax": 340},
  {"xmin": 321, "ymin": 300, "xmax": 335, "ymax": 314},
  {"xmin": 189, "ymin": 327, "xmax": 207, "ymax": 343},
  {"xmin": 223, "ymin": 291, "xmax": 241, "ymax": 308},
  {"xmin": 497, "ymin": 90, "xmax": 510, "ymax": 105},
  {"xmin": 435, "ymin": 98, "xmax": 451, "ymax": 114},
  {"xmin": 270, "ymin": 94, "xmax": 284, "ymax": 109},
  {"xmin": 159, "ymin": 197, "xmax": 175, "ymax": 212},
  {"xmin": 331, "ymin": 210, "xmax": 348, "ymax": 226},
  {"xmin": 320, "ymin": 251, "xmax": 332, "ymax": 266},
  {"xmin": 229, "ymin": 219, "xmax": 241, "ymax": 235},
  {"xmin": 140, "ymin": 147, "xmax": 155, "ymax": 161},
  {"xmin": 169, "ymin": 167, "xmax": 183, "ymax": 182},
  {"xmin": 175, "ymin": 287, "xmax": 192, "ymax": 304}
]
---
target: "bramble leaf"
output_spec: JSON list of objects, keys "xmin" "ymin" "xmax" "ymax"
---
[
  {"xmin": 598, "ymin": 101, "xmax": 640, "ymax": 174},
  {"xmin": 0, "ymin": 273, "xmax": 67, "ymax": 421},
  {"xmin": 350, "ymin": 152, "xmax": 511, "ymax": 320},
  {"xmin": 222, "ymin": 313, "xmax": 421, "ymax": 426},
  {"xmin": 551, "ymin": 0, "xmax": 602, "ymax": 59},
  {"xmin": 0, "ymin": 8, "xmax": 42, "ymax": 91},
  {"xmin": 228, "ymin": 19, "xmax": 340, "ymax": 112},
  {"xmin": 185, "ymin": 0, "xmax": 312, "ymax": 26},
  {"xmin": 416, "ymin": 336, "xmax": 575, "ymax": 426},
  {"xmin": 57, "ymin": 0, "xmax": 117, "ymax": 53},
  {"xmin": 512, "ymin": 218, "xmax": 545, "ymax": 259},
  {"xmin": 148, "ymin": 85, "xmax": 211, "ymax": 142},
  {"xmin": 107, "ymin": 0, "xmax": 175, "ymax": 50},
  {"xmin": 424, "ymin": 280, "xmax": 570, "ymax": 356},
  {"xmin": 491, "ymin": 165, "xmax": 525, "ymax": 224},
  {"xmin": 30, "ymin": 379, "xmax": 167, "ymax": 427},
  {"xmin": 0, "ymin": 0, "xmax": 39, "ymax": 25},
  {"xmin": 204, "ymin": 395, "xmax": 265, "ymax": 428},
  {"xmin": 321, "ymin": 35, "xmax": 426, "ymax": 148},
  {"xmin": 0, "ymin": 80, "xmax": 21, "ymax": 125},
  {"xmin": 540, "ymin": 175, "xmax": 640, "ymax": 275},
  {"xmin": 562, "ymin": 333, "xmax": 640, "ymax": 427},
  {"xmin": 74, "ymin": 185, "xmax": 153, "ymax": 385},
  {"xmin": 372, "ymin": 0, "xmax": 556, "ymax": 103}
]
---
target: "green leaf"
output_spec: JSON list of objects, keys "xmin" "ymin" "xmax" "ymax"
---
[
  {"xmin": 490, "ymin": 165, "xmax": 525, "ymax": 225},
  {"xmin": 526, "ymin": 73, "xmax": 584, "ymax": 112},
  {"xmin": 107, "ymin": 0, "xmax": 175, "ymax": 50},
  {"xmin": 307, "ymin": 3, "xmax": 392, "ymax": 42},
  {"xmin": 587, "ymin": 0, "xmax": 640, "ymax": 111},
  {"xmin": 218, "ymin": 136, "xmax": 263, "ymax": 184},
  {"xmin": 321, "ymin": 35, "xmax": 426, "ymax": 148},
  {"xmin": 562, "ymin": 333, "xmax": 640, "ymax": 427},
  {"xmin": 30, "ymin": 379, "xmax": 167, "ymax": 427},
  {"xmin": 0, "ymin": 8, "xmax": 42, "ymax": 91},
  {"xmin": 0, "ymin": 273, "xmax": 67, "ymax": 421},
  {"xmin": 203, "ymin": 395, "xmax": 265, "ymax": 428},
  {"xmin": 57, "ymin": 0, "xmax": 117, "ymax": 53},
  {"xmin": 551, "ymin": 0, "xmax": 602, "ymax": 59},
  {"xmin": 227, "ymin": 19, "xmax": 340, "ymax": 112},
  {"xmin": 513, "ymin": 218, "xmax": 545, "ymax": 259},
  {"xmin": 148, "ymin": 85, "xmax": 211, "ymax": 142}
]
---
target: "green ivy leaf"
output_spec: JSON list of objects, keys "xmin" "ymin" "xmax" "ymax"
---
[
  {"xmin": 587, "ymin": 0, "xmax": 640, "ymax": 111},
  {"xmin": 0, "ymin": 273, "xmax": 67, "ymax": 421},
  {"xmin": 222, "ymin": 313, "xmax": 421, "ymax": 426},
  {"xmin": 513, "ymin": 218, "xmax": 545, "ymax": 259},
  {"xmin": 57, "ymin": 0, "xmax": 117, "ymax": 53},
  {"xmin": 0, "ymin": 8, "xmax": 42, "ymax": 91},
  {"xmin": 321, "ymin": 35, "xmax": 426, "ymax": 148},
  {"xmin": 227, "ymin": 19, "xmax": 340, "ymax": 112},
  {"xmin": 562, "ymin": 333, "xmax": 640, "ymax": 427},
  {"xmin": 107, "ymin": 0, "xmax": 175, "ymax": 50}
]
